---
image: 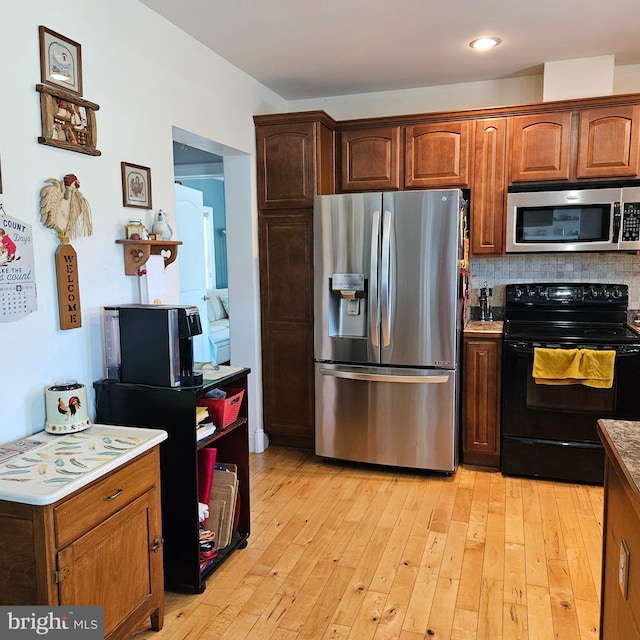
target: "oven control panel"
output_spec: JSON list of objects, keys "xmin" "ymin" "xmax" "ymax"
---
[{"xmin": 506, "ymin": 283, "xmax": 628, "ymax": 305}]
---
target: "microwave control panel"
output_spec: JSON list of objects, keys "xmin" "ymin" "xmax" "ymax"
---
[{"xmin": 622, "ymin": 202, "xmax": 640, "ymax": 241}]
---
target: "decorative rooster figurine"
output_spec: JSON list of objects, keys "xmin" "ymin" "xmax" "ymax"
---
[{"xmin": 39, "ymin": 174, "xmax": 93, "ymax": 243}]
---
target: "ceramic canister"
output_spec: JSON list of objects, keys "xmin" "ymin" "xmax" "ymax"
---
[{"xmin": 45, "ymin": 381, "xmax": 91, "ymax": 434}]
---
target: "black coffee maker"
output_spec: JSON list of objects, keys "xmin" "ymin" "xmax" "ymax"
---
[{"xmin": 103, "ymin": 304, "xmax": 203, "ymax": 387}]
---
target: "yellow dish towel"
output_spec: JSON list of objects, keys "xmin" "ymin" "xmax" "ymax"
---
[{"xmin": 532, "ymin": 347, "xmax": 616, "ymax": 389}]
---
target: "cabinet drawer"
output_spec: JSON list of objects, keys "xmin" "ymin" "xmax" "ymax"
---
[{"xmin": 54, "ymin": 449, "xmax": 158, "ymax": 548}]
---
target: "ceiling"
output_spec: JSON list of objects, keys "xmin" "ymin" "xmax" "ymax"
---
[
  {"xmin": 141, "ymin": 0, "xmax": 640, "ymax": 101},
  {"xmin": 173, "ymin": 141, "xmax": 221, "ymax": 166}
]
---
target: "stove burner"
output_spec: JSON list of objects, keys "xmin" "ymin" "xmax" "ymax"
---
[{"xmin": 504, "ymin": 283, "xmax": 640, "ymax": 347}]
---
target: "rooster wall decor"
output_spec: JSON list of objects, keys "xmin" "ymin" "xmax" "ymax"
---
[
  {"xmin": 39, "ymin": 173, "xmax": 93, "ymax": 244},
  {"xmin": 39, "ymin": 174, "xmax": 92, "ymax": 330}
]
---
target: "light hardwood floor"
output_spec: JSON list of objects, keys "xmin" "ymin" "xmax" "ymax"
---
[{"xmin": 133, "ymin": 446, "xmax": 604, "ymax": 640}]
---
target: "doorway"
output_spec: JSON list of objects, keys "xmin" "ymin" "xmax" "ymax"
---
[
  {"xmin": 173, "ymin": 137, "xmax": 228, "ymax": 363},
  {"xmin": 171, "ymin": 126, "xmax": 265, "ymax": 452}
]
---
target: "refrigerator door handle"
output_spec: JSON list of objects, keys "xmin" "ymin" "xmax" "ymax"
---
[
  {"xmin": 319, "ymin": 367, "xmax": 449, "ymax": 384},
  {"xmin": 381, "ymin": 209, "xmax": 392, "ymax": 346},
  {"xmin": 370, "ymin": 210, "xmax": 380, "ymax": 347}
]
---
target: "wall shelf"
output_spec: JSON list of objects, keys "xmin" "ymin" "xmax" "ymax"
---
[{"xmin": 115, "ymin": 239, "xmax": 182, "ymax": 275}]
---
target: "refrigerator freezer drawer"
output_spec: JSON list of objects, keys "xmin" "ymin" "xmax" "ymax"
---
[{"xmin": 315, "ymin": 363, "xmax": 458, "ymax": 472}]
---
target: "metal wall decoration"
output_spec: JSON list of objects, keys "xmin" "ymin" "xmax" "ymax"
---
[{"xmin": 0, "ymin": 207, "xmax": 38, "ymax": 323}]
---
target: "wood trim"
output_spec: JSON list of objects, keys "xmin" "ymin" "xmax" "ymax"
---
[{"xmin": 254, "ymin": 110, "xmax": 337, "ymax": 128}]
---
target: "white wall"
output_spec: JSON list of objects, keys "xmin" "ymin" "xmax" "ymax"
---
[
  {"xmin": 288, "ymin": 65, "xmax": 640, "ymax": 121},
  {"xmin": 1, "ymin": 0, "xmax": 286, "ymax": 445},
  {"xmin": 5, "ymin": 1, "xmax": 640, "ymax": 448}
]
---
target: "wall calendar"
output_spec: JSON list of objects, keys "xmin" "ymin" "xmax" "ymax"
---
[{"xmin": 0, "ymin": 207, "xmax": 37, "ymax": 322}]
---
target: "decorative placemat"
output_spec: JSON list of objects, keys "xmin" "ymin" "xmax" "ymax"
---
[{"xmin": 0, "ymin": 431, "xmax": 141, "ymax": 487}]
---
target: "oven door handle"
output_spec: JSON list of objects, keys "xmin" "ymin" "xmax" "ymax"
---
[
  {"xmin": 505, "ymin": 342, "xmax": 640, "ymax": 357},
  {"xmin": 504, "ymin": 435, "xmax": 604, "ymax": 450}
]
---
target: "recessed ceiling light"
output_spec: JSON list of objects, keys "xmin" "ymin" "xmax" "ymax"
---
[{"xmin": 469, "ymin": 37, "xmax": 502, "ymax": 51}]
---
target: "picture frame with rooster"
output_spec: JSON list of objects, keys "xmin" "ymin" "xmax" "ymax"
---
[
  {"xmin": 39, "ymin": 26, "xmax": 83, "ymax": 96},
  {"xmin": 121, "ymin": 162, "xmax": 152, "ymax": 209}
]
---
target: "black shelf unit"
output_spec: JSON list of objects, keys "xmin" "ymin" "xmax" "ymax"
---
[{"xmin": 94, "ymin": 368, "xmax": 251, "ymax": 593}]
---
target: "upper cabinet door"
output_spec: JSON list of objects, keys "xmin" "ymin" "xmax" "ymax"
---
[
  {"xmin": 340, "ymin": 126, "xmax": 401, "ymax": 191},
  {"xmin": 576, "ymin": 106, "xmax": 640, "ymax": 179},
  {"xmin": 256, "ymin": 122, "xmax": 317, "ymax": 209},
  {"xmin": 471, "ymin": 118, "xmax": 507, "ymax": 256},
  {"xmin": 405, "ymin": 121, "xmax": 470, "ymax": 188},
  {"xmin": 510, "ymin": 112, "xmax": 573, "ymax": 182}
]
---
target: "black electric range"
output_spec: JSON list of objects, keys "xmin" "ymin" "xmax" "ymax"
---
[{"xmin": 501, "ymin": 283, "xmax": 640, "ymax": 484}]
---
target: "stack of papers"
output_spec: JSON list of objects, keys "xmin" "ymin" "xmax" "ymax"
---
[
  {"xmin": 196, "ymin": 406, "xmax": 216, "ymax": 441},
  {"xmin": 196, "ymin": 422, "xmax": 216, "ymax": 441}
]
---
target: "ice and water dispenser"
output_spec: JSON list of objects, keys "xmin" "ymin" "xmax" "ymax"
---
[{"xmin": 328, "ymin": 273, "xmax": 367, "ymax": 338}]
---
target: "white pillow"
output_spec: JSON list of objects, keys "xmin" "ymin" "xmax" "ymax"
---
[
  {"xmin": 206, "ymin": 289, "xmax": 228, "ymax": 321},
  {"xmin": 219, "ymin": 294, "xmax": 229, "ymax": 317}
]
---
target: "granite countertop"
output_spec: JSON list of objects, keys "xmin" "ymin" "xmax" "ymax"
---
[
  {"xmin": 0, "ymin": 424, "xmax": 167, "ymax": 506},
  {"xmin": 463, "ymin": 320, "xmax": 504, "ymax": 337},
  {"xmin": 597, "ymin": 419, "xmax": 640, "ymax": 502}
]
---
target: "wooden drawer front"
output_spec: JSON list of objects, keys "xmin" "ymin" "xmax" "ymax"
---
[{"xmin": 54, "ymin": 449, "xmax": 158, "ymax": 548}]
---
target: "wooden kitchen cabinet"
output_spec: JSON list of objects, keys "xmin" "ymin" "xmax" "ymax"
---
[
  {"xmin": 95, "ymin": 369, "xmax": 251, "ymax": 593},
  {"xmin": 510, "ymin": 105, "xmax": 640, "ymax": 183},
  {"xmin": 405, "ymin": 120, "xmax": 471, "ymax": 188},
  {"xmin": 577, "ymin": 105, "xmax": 640, "ymax": 179},
  {"xmin": 0, "ymin": 443, "xmax": 164, "ymax": 640},
  {"xmin": 509, "ymin": 111, "xmax": 573, "ymax": 182},
  {"xmin": 339, "ymin": 125, "xmax": 402, "ymax": 191},
  {"xmin": 470, "ymin": 117, "xmax": 507, "ymax": 255},
  {"xmin": 254, "ymin": 113, "xmax": 335, "ymax": 449},
  {"xmin": 255, "ymin": 113, "xmax": 335, "ymax": 209},
  {"xmin": 258, "ymin": 213, "xmax": 315, "ymax": 448},
  {"xmin": 462, "ymin": 328, "xmax": 502, "ymax": 468},
  {"xmin": 597, "ymin": 420, "xmax": 640, "ymax": 640}
]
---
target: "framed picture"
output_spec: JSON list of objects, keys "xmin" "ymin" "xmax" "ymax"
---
[
  {"xmin": 39, "ymin": 26, "xmax": 83, "ymax": 96},
  {"xmin": 36, "ymin": 84, "xmax": 100, "ymax": 156},
  {"xmin": 121, "ymin": 162, "xmax": 152, "ymax": 209}
]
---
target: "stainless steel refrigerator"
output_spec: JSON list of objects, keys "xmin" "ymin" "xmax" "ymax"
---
[{"xmin": 314, "ymin": 189, "xmax": 467, "ymax": 472}]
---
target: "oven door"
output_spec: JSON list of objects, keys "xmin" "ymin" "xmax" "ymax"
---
[{"xmin": 501, "ymin": 340, "xmax": 640, "ymax": 483}]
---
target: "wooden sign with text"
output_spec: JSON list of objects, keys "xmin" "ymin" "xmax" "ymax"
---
[{"xmin": 55, "ymin": 243, "xmax": 81, "ymax": 329}]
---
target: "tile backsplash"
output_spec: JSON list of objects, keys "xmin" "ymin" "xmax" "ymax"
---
[{"xmin": 469, "ymin": 253, "xmax": 640, "ymax": 310}]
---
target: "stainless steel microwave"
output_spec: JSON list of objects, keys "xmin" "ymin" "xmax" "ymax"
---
[{"xmin": 505, "ymin": 186, "xmax": 640, "ymax": 253}]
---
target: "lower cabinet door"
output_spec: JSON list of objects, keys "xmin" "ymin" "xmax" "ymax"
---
[{"xmin": 56, "ymin": 491, "xmax": 162, "ymax": 638}]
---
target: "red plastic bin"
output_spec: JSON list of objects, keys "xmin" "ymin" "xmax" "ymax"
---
[{"xmin": 197, "ymin": 388, "xmax": 244, "ymax": 428}]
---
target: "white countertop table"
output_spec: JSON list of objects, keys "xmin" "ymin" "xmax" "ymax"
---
[{"xmin": 0, "ymin": 423, "xmax": 167, "ymax": 505}]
